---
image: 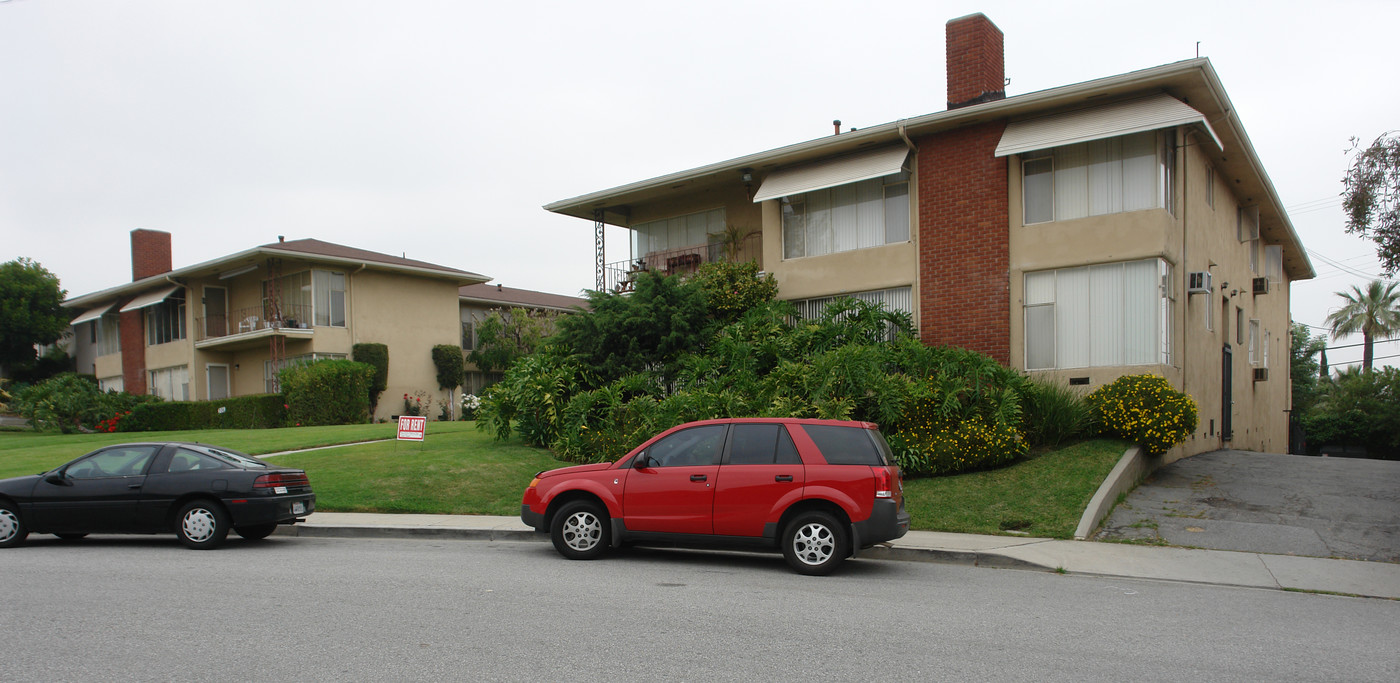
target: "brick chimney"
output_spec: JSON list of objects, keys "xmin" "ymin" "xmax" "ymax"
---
[
  {"xmin": 946, "ymin": 13, "xmax": 1005, "ymax": 110},
  {"xmin": 131, "ymin": 229, "xmax": 172, "ymax": 281}
]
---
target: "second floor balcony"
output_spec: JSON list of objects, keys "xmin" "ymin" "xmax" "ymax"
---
[
  {"xmin": 603, "ymin": 232, "xmax": 761, "ymax": 293},
  {"xmin": 195, "ymin": 303, "xmax": 315, "ymax": 349}
]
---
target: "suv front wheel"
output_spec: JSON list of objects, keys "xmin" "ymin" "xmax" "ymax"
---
[
  {"xmin": 782, "ymin": 511, "xmax": 848, "ymax": 576},
  {"xmin": 551, "ymin": 500, "xmax": 610, "ymax": 560}
]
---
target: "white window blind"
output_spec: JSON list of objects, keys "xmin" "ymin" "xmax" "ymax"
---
[
  {"xmin": 1022, "ymin": 131, "xmax": 1166, "ymax": 225},
  {"xmin": 782, "ymin": 174, "xmax": 909, "ymax": 259},
  {"xmin": 149, "ymin": 365, "xmax": 189, "ymax": 401},
  {"xmin": 1024, "ymin": 259, "xmax": 1170, "ymax": 370},
  {"xmin": 632, "ymin": 208, "xmax": 726, "ymax": 256}
]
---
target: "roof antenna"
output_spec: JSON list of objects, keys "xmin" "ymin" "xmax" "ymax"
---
[{"xmin": 1196, "ymin": 41, "xmax": 1200, "ymax": 58}]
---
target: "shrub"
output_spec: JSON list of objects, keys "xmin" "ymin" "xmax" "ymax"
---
[
  {"xmin": 475, "ymin": 352, "xmax": 584, "ymax": 445},
  {"xmin": 352, "ymin": 343, "xmax": 389, "ymax": 411},
  {"xmin": 886, "ymin": 414, "xmax": 1026, "ymax": 477},
  {"xmin": 1301, "ymin": 368, "xmax": 1400, "ymax": 458},
  {"xmin": 1021, "ymin": 379, "xmax": 1091, "ymax": 449},
  {"xmin": 692, "ymin": 260, "xmax": 778, "ymax": 325},
  {"xmin": 1086, "ymin": 374, "xmax": 1197, "ymax": 455},
  {"xmin": 432, "ymin": 344, "xmax": 465, "ymax": 391},
  {"xmin": 118, "ymin": 394, "xmax": 286, "ymax": 432},
  {"xmin": 280, "ymin": 359, "xmax": 375, "ymax": 426},
  {"xmin": 11, "ymin": 373, "xmax": 109, "ymax": 433}
]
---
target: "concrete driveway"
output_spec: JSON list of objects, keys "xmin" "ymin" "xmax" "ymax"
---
[{"xmin": 1097, "ymin": 450, "xmax": 1400, "ymax": 563}]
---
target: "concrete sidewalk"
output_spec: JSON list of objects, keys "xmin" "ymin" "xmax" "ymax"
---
[{"xmin": 279, "ymin": 512, "xmax": 1400, "ymax": 600}]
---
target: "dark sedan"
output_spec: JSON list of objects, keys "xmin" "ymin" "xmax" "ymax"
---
[{"xmin": 0, "ymin": 442, "xmax": 314, "ymax": 549}]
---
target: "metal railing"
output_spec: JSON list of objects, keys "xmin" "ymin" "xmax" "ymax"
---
[
  {"xmin": 602, "ymin": 233, "xmax": 761, "ymax": 293},
  {"xmin": 195, "ymin": 304, "xmax": 313, "ymax": 342}
]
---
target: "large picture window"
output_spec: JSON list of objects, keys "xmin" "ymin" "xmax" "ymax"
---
[
  {"xmin": 146, "ymin": 291, "xmax": 186, "ymax": 346},
  {"xmin": 1024, "ymin": 259, "xmax": 1172, "ymax": 370},
  {"xmin": 96, "ymin": 314, "xmax": 121, "ymax": 356},
  {"xmin": 313, "ymin": 270, "xmax": 346, "ymax": 327},
  {"xmin": 1022, "ymin": 131, "xmax": 1175, "ymax": 225},
  {"xmin": 631, "ymin": 208, "xmax": 726, "ymax": 257},
  {"xmin": 149, "ymin": 365, "xmax": 189, "ymax": 401},
  {"xmin": 782, "ymin": 174, "xmax": 909, "ymax": 259}
]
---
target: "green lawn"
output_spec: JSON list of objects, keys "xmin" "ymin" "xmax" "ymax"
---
[
  {"xmin": 902, "ymin": 439, "xmax": 1129, "ymax": 538},
  {"xmin": 0, "ymin": 422, "xmax": 1127, "ymax": 537}
]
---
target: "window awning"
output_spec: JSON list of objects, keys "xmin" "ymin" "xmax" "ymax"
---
[
  {"xmin": 753, "ymin": 145, "xmax": 910, "ymax": 203},
  {"xmin": 70, "ymin": 303, "xmax": 115, "ymax": 326},
  {"xmin": 118, "ymin": 284, "xmax": 182, "ymax": 313},
  {"xmin": 994, "ymin": 93, "xmax": 1222, "ymax": 157}
]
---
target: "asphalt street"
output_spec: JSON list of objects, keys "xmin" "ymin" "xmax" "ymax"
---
[
  {"xmin": 4, "ymin": 535, "xmax": 1398, "ymax": 682},
  {"xmin": 1098, "ymin": 451, "xmax": 1400, "ymax": 562}
]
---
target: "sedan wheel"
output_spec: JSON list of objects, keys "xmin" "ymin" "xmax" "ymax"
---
[
  {"xmin": 176, "ymin": 500, "xmax": 229, "ymax": 550},
  {"xmin": 550, "ymin": 500, "xmax": 610, "ymax": 560},
  {"xmin": 782, "ymin": 511, "xmax": 848, "ymax": 576},
  {"xmin": 0, "ymin": 503, "xmax": 27, "ymax": 549}
]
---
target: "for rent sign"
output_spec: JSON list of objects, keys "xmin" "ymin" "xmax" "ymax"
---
[{"xmin": 397, "ymin": 416, "xmax": 427, "ymax": 441}]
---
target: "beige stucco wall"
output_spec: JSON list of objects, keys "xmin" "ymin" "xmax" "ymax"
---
[
  {"xmin": 349, "ymin": 269, "xmax": 462, "ymax": 422},
  {"xmin": 1006, "ymin": 127, "xmax": 1292, "ymax": 460},
  {"xmin": 94, "ymin": 353, "xmax": 123, "ymax": 381}
]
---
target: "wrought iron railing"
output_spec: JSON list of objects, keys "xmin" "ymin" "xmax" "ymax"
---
[
  {"xmin": 602, "ymin": 232, "xmax": 761, "ymax": 293},
  {"xmin": 195, "ymin": 304, "xmax": 313, "ymax": 342}
]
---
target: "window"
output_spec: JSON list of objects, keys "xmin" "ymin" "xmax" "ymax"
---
[
  {"xmin": 802, "ymin": 425, "xmax": 885, "ymax": 465},
  {"xmin": 1204, "ymin": 290, "xmax": 1215, "ymax": 333},
  {"xmin": 727, "ymin": 424, "xmax": 801, "ymax": 465},
  {"xmin": 1021, "ymin": 131, "xmax": 1174, "ymax": 225},
  {"xmin": 790, "ymin": 286, "xmax": 913, "ymax": 341},
  {"xmin": 782, "ymin": 173, "xmax": 909, "ymax": 259},
  {"xmin": 1236, "ymin": 307, "xmax": 1245, "ymax": 345},
  {"xmin": 265, "ymin": 353, "xmax": 346, "ymax": 393},
  {"xmin": 167, "ymin": 448, "xmax": 229, "ymax": 473},
  {"xmin": 265, "ymin": 271, "xmax": 312, "ymax": 325},
  {"xmin": 65, "ymin": 446, "xmax": 158, "ymax": 479},
  {"xmin": 149, "ymin": 365, "xmax": 189, "ymax": 401},
  {"xmin": 464, "ymin": 371, "xmax": 504, "ymax": 396},
  {"xmin": 1205, "ymin": 165, "xmax": 1215, "ymax": 209},
  {"xmin": 461, "ymin": 320, "xmax": 475, "ymax": 350},
  {"xmin": 1024, "ymin": 259, "xmax": 1172, "ymax": 370},
  {"xmin": 632, "ymin": 208, "xmax": 726, "ymax": 258},
  {"xmin": 1249, "ymin": 319, "xmax": 1261, "ymax": 365},
  {"xmin": 313, "ymin": 270, "xmax": 346, "ymax": 327},
  {"xmin": 98, "ymin": 376, "xmax": 124, "ymax": 393},
  {"xmin": 640, "ymin": 425, "xmax": 727, "ymax": 467},
  {"xmin": 1263, "ymin": 329, "xmax": 1271, "ymax": 369},
  {"xmin": 96, "ymin": 314, "xmax": 121, "ymax": 356},
  {"xmin": 146, "ymin": 291, "xmax": 186, "ymax": 346}
]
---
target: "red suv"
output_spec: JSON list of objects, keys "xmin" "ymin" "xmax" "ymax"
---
[{"xmin": 521, "ymin": 418, "xmax": 909, "ymax": 575}]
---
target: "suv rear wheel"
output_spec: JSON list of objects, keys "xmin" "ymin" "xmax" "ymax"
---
[
  {"xmin": 782, "ymin": 511, "xmax": 848, "ymax": 576},
  {"xmin": 551, "ymin": 500, "xmax": 610, "ymax": 560}
]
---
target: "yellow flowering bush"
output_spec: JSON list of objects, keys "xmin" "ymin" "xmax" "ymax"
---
[
  {"xmin": 1086, "ymin": 374, "xmax": 1198, "ymax": 455},
  {"xmin": 887, "ymin": 412, "xmax": 1027, "ymax": 477}
]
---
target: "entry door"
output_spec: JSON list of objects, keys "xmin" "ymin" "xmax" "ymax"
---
[
  {"xmin": 1221, "ymin": 345, "xmax": 1233, "ymax": 442},
  {"xmin": 207, "ymin": 364, "xmax": 230, "ymax": 401},
  {"xmin": 204, "ymin": 286, "xmax": 228, "ymax": 338}
]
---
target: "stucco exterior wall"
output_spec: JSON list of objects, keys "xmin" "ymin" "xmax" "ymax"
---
[{"xmin": 349, "ymin": 269, "xmax": 462, "ymax": 422}]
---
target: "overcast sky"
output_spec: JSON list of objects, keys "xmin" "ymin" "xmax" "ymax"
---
[{"xmin": 2, "ymin": 0, "xmax": 1396, "ymax": 369}]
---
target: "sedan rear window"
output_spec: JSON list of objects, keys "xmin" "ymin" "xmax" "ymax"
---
[{"xmin": 802, "ymin": 425, "xmax": 886, "ymax": 466}]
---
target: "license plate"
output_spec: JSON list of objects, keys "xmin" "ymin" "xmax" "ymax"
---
[{"xmin": 291, "ymin": 501, "xmax": 306, "ymax": 515}]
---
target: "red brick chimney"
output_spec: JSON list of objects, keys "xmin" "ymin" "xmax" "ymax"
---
[
  {"xmin": 131, "ymin": 229, "xmax": 172, "ymax": 281},
  {"xmin": 946, "ymin": 13, "xmax": 1005, "ymax": 110}
]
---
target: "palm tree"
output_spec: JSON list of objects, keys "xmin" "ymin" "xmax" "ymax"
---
[{"xmin": 1324, "ymin": 280, "xmax": 1400, "ymax": 372}]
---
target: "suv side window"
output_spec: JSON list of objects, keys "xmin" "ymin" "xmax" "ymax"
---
[
  {"xmin": 802, "ymin": 425, "xmax": 885, "ymax": 465},
  {"xmin": 727, "ymin": 423, "xmax": 804, "ymax": 465},
  {"xmin": 644, "ymin": 425, "xmax": 727, "ymax": 467}
]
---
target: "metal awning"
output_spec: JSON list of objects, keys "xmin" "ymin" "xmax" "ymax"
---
[
  {"xmin": 70, "ymin": 303, "xmax": 115, "ymax": 326},
  {"xmin": 753, "ymin": 145, "xmax": 910, "ymax": 203},
  {"xmin": 118, "ymin": 284, "xmax": 182, "ymax": 313},
  {"xmin": 994, "ymin": 93, "xmax": 1222, "ymax": 157}
]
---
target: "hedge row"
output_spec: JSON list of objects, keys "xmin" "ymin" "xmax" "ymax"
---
[{"xmin": 119, "ymin": 394, "xmax": 286, "ymax": 432}]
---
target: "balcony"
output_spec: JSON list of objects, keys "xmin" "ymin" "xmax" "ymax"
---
[
  {"xmin": 195, "ymin": 304, "xmax": 315, "ymax": 350},
  {"xmin": 603, "ymin": 232, "xmax": 761, "ymax": 293}
]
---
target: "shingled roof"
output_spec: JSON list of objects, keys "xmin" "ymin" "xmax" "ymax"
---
[{"xmin": 459, "ymin": 283, "xmax": 586, "ymax": 312}]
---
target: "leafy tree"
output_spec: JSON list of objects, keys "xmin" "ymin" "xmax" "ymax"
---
[
  {"xmin": 1324, "ymin": 280, "xmax": 1400, "ymax": 372},
  {"xmin": 1290, "ymin": 322, "xmax": 1327, "ymax": 415},
  {"xmin": 351, "ymin": 343, "xmax": 389, "ymax": 411},
  {"xmin": 1343, "ymin": 131, "xmax": 1400, "ymax": 274},
  {"xmin": 469, "ymin": 307, "xmax": 562, "ymax": 373},
  {"xmin": 1301, "ymin": 368, "xmax": 1400, "ymax": 459},
  {"xmin": 692, "ymin": 260, "xmax": 777, "ymax": 325},
  {"xmin": 431, "ymin": 344, "xmax": 466, "ymax": 419},
  {"xmin": 0, "ymin": 258, "xmax": 68, "ymax": 377},
  {"xmin": 552, "ymin": 271, "xmax": 710, "ymax": 386}
]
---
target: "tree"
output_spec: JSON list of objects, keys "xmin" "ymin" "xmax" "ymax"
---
[
  {"xmin": 1343, "ymin": 131, "xmax": 1400, "ymax": 275},
  {"xmin": 1324, "ymin": 280, "xmax": 1400, "ymax": 372},
  {"xmin": 553, "ymin": 272, "xmax": 710, "ymax": 386},
  {"xmin": 1289, "ymin": 322, "xmax": 1327, "ymax": 415},
  {"xmin": 0, "ymin": 258, "xmax": 68, "ymax": 377},
  {"xmin": 469, "ymin": 308, "xmax": 561, "ymax": 373}
]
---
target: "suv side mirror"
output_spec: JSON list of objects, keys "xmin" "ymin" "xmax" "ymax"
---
[{"xmin": 633, "ymin": 453, "xmax": 652, "ymax": 469}]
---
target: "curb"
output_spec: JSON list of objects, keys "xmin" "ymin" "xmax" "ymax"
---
[{"xmin": 861, "ymin": 544, "xmax": 1057, "ymax": 572}]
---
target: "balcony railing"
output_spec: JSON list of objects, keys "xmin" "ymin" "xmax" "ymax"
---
[
  {"xmin": 603, "ymin": 233, "xmax": 761, "ymax": 293},
  {"xmin": 196, "ymin": 304, "xmax": 313, "ymax": 342}
]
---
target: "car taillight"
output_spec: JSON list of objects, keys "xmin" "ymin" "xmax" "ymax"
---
[
  {"xmin": 873, "ymin": 467, "xmax": 893, "ymax": 499},
  {"xmin": 254, "ymin": 472, "xmax": 310, "ymax": 489}
]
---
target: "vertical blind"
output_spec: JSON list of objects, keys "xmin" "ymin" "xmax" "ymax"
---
[
  {"xmin": 1024, "ymin": 259, "xmax": 1168, "ymax": 370},
  {"xmin": 1023, "ymin": 131, "xmax": 1163, "ymax": 224}
]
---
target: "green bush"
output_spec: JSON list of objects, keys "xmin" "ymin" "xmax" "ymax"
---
[
  {"xmin": 476, "ymin": 352, "xmax": 583, "ymax": 446},
  {"xmin": 1301, "ymin": 368, "xmax": 1400, "ymax": 458},
  {"xmin": 10, "ymin": 373, "xmax": 109, "ymax": 433},
  {"xmin": 886, "ymin": 414, "xmax": 1027, "ymax": 477},
  {"xmin": 1086, "ymin": 374, "xmax": 1197, "ymax": 455},
  {"xmin": 693, "ymin": 260, "xmax": 778, "ymax": 325},
  {"xmin": 352, "ymin": 343, "xmax": 389, "ymax": 411},
  {"xmin": 280, "ymin": 359, "xmax": 375, "ymax": 426},
  {"xmin": 1022, "ymin": 379, "xmax": 1091, "ymax": 449},
  {"xmin": 118, "ymin": 394, "xmax": 286, "ymax": 432},
  {"xmin": 432, "ymin": 344, "xmax": 465, "ymax": 391}
]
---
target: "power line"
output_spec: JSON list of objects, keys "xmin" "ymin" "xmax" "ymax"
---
[{"xmin": 1329, "ymin": 352, "xmax": 1400, "ymax": 367}]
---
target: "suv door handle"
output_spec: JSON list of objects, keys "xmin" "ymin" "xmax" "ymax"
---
[
  {"xmin": 775, "ymin": 475, "xmax": 793, "ymax": 482},
  {"xmin": 690, "ymin": 474, "xmax": 707, "ymax": 482},
  {"xmin": 128, "ymin": 483, "xmax": 142, "ymax": 489}
]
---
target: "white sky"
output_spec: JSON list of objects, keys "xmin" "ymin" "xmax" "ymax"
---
[{"xmin": 2, "ymin": 0, "xmax": 1396, "ymax": 369}]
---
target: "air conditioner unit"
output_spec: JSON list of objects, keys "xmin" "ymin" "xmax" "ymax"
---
[
  {"xmin": 1253, "ymin": 277, "xmax": 1269, "ymax": 295},
  {"xmin": 1253, "ymin": 367, "xmax": 1269, "ymax": 382},
  {"xmin": 1187, "ymin": 271, "xmax": 1213, "ymax": 294}
]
